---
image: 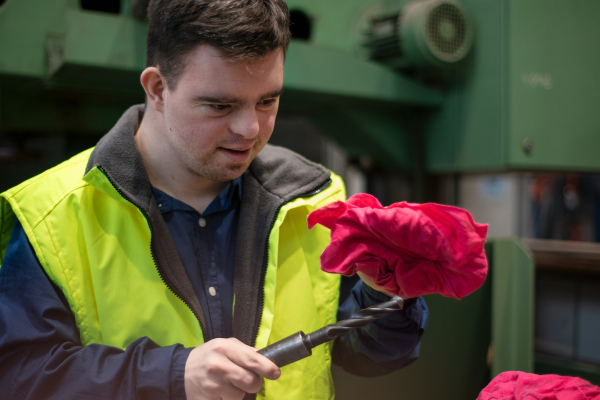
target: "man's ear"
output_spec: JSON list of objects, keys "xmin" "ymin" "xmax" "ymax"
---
[{"xmin": 140, "ymin": 67, "xmax": 167, "ymax": 112}]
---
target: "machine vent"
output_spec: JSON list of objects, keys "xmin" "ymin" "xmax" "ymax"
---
[
  {"xmin": 426, "ymin": 3, "xmax": 469, "ymax": 62},
  {"xmin": 290, "ymin": 9, "xmax": 312, "ymax": 40},
  {"xmin": 362, "ymin": 0, "xmax": 473, "ymax": 69},
  {"xmin": 80, "ymin": 0, "xmax": 120, "ymax": 14}
]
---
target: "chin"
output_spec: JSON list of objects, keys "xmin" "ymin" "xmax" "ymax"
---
[{"xmin": 211, "ymin": 164, "xmax": 249, "ymax": 182}]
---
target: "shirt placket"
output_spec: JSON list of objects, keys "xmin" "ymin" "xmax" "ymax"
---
[{"xmin": 196, "ymin": 214, "xmax": 226, "ymax": 338}]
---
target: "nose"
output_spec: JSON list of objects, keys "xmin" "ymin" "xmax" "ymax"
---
[{"xmin": 230, "ymin": 107, "xmax": 260, "ymax": 139}]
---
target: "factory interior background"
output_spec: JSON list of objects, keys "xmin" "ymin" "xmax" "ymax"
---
[{"xmin": 1, "ymin": 0, "xmax": 599, "ymax": 398}]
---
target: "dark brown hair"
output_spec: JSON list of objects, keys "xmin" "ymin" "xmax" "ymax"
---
[{"xmin": 146, "ymin": 0, "xmax": 291, "ymax": 90}]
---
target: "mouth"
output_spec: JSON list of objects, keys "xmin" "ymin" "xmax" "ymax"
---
[
  {"xmin": 219, "ymin": 146, "xmax": 253, "ymax": 162},
  {"xmin": 222, "ymin": 146, "xmax": 252, "ymax": 154}
]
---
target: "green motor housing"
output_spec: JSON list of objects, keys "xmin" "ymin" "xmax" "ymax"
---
[{"xmin": 363, "ymin": 0, "xmax": 474, "ymax": 69}]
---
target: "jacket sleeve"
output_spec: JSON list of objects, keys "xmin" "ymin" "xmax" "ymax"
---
[
  {"xmin": 332, "ymin": 277, "xmax": 429, "ymax": 377},
  {"xmin": 0, "ymin": 220, "xmax": 193, "ymax": 400}
]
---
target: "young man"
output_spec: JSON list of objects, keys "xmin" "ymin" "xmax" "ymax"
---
[{"xmin": 0, "ymin": 1, "xmax": 428, "ymax": 399}]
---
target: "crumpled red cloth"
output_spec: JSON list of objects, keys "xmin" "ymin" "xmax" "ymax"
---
[
  {"xmin": 477, "ymin": 371, "xmax": 600, "ymax": 400},
  {"xmin": 307, "ymin": 193, "xmax": 488, "ymax": 299}
]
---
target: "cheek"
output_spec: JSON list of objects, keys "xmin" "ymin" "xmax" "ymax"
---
[
  {"xmin": 260, "ymin": 112, "xmax": 278, "ymax": 137},
  {"xmin": 167, "ymin": 109, "xmax": 214, "ymax": 142},
  {"xmin": 164, "ymin": 105, "xmax": 189, "ymax": 136}
]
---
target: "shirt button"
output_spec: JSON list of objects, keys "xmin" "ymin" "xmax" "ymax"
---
[
  {"xmin": 198, "ymin": 218, "xmax": 207, "ymax": 228},
  {"xmin": 208, "ymin": 287, "xmax": 217, "ymax": 297}
]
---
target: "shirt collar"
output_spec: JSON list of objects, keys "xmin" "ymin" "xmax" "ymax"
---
[{"xmin": 152, "ymin": 176, "xmax": 243, "ymax": 215}]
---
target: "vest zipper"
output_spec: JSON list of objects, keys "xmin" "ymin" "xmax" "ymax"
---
[
  {"xmin": 243, "ymin": 199, "xmax": 284, "ymax": 400},
  {"xmin": 97, "ymin": 166, "xmax": 207, "ymax": 339},
  {"xmin": 300, "ymin": 178, "xmax": 333, "ymax": 199},
  {"xmin": 250, "ymin": 178, "xmax": 333, "ymax": 348}
]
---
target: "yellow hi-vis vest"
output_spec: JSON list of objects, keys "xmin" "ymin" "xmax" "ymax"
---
[{"xmin": 0, "ymin": 148, "xmax": 346, "ymax": 400}]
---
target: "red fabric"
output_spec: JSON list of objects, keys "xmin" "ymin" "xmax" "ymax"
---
[
  {"xmin": 477, "ymin": 371, "xmax": 600, "ymax": 400},
  {"xmin": 307, "ymin": 193, "xmax": 488, "ymax": 299}
]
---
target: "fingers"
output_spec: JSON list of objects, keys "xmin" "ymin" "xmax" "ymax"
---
[
  {"xmin": 226, "ymin": 339, "xmax": 281, "ymax": 381},
  {"xmin": 184, "ymin": 338, "xmax": 281, "ymax": 400},
  {"xmin": 216, "ymin": 338, "xmax": 281, "ymax": 393},
  {"xmin": 220, "ymin": 360, "xmax": 263, "ymax": 394},
  {"xmin": 357, "ymin": 271, "xmax": 396, "ymax": 297}
]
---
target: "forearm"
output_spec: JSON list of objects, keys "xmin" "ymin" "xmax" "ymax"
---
[
  {"xmin": 0, "ymin": 221, "xmax": 191, "ymax": 400},
  {"xmin": 0, "ymin": 338, "xmax": 191, "ymax": 400}
]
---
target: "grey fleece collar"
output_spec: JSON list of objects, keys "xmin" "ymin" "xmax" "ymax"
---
[{"xmin": 85, "ymin": 105, "xmax": 152, "ymax": 210}]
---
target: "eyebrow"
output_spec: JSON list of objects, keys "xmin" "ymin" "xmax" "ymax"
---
[{"xmin": 194, "ymin": 88, "xmax": 284, "ymax": 104}]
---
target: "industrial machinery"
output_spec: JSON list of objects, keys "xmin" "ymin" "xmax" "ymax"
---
[
  {"xmin": 1, "ymin": 0, "xmax": 600, "ymax": 399},
  {"xmin": 360, "ymin": 0, "xmax": 474, "ymax": 69}
]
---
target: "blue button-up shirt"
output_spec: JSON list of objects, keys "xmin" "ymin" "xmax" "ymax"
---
[{"xmin": 151, "ymin": 177, "xmax": 242, "ymax": 339}]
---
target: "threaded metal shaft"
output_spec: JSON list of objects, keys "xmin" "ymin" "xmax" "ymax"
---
[{"xmin": 305, "ymin": 296, "xmax": 404, "ymax": 349}]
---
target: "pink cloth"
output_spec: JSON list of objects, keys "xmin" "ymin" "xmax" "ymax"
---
[
  {"xmin": 478, "ymin": 371, "xmax": 600, "ymax": 400},
  {"xmin": 307, "ymin": 193, "xmax": 488, "ymax": 299}
]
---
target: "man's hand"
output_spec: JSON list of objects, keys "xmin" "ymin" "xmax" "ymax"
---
[
  {"xmin": 357, "ymin": 271, "xmax": 396, "ymax": 298},
  {"xmin": 184, "ymin": 337, "xmax": 281, "ymax": 400}
]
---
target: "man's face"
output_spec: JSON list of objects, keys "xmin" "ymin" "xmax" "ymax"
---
[{"xmin": 159, "ymin": 45, "xmax": 284, "ymax": 183}]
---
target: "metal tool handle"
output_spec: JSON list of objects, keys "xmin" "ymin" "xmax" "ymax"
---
[{"xmin": 257, "ymin": 331, "xmax": 312, "ymax": 368}]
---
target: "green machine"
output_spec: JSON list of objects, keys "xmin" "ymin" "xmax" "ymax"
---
[
  {"xmin": 285, "ymin": 0, "xmax": 600, "ymax": 173},
  {"xmin": 2, "ymin": 0, "xmax": 599, "ymax": 171},
  {"xmin": 2, "ymin": 0, "xmax": 600, "ymax": 399}
]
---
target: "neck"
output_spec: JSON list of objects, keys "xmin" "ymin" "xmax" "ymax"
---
[{"xmin": 135, "ymin": 113, "xmax": 228, "ymax": 214}]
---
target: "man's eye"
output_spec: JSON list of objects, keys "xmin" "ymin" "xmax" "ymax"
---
[
  {"xmin": 209, "ymin": 104, "xmax": 230, "ymax": 111},
  {"xmin": 258, "ymin": 99, "xmax": 276, "ymax": 109}
]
